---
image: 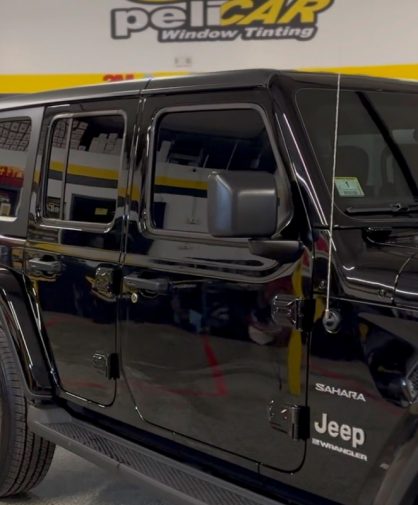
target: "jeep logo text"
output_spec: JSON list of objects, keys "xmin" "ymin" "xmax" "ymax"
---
[{"xmin": 314, "ymin": 413, "xmax": 366, "ymax": 449}]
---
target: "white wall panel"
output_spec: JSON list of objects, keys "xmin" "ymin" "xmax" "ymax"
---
[{"xmin": 0, "ymin": 0, "xmax": 417, "ymax": 91}]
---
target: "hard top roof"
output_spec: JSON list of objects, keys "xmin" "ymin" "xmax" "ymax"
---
[{"xmin": 0, "ymin": 69, "xmax": 417, "ymax": 112}]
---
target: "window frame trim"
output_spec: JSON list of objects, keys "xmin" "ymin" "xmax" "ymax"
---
[
  {"xmin": 39, "ymin": 109, "xmax": 128, "ymax": 233},
  {"xmin": 143, "ymin": 102, "xmax": 290, "ymax": 242}
]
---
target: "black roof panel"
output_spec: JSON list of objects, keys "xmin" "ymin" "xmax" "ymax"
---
[{"xmin": 144, "ymin": 68, "xmax": 277, "ymax": 93}]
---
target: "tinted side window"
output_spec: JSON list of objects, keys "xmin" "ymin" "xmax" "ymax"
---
[
  {"xmin": 44, "ymin": 114, "xmax": 125, "ymax": 224},
  {"xmin": 297, "ymin": 88, "xmax": 418, "ymax": 207},
  {"xmin": 0, "ymin": 118, "xmax": 31, "ymax": 219},
  {"xmin": 151, "ymin": 109, "xmax": 276, "ymax": 233}
]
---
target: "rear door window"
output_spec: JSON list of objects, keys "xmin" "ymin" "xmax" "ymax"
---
[{"xmin": 43, "ymin": 113, "xmax": 125, "ymax": 225}]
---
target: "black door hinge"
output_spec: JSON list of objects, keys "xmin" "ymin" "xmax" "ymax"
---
[
  {"xmin": 268, "ymin": 402, "xmax": 310, "ymax": 441},
  {"xmin": 271, "ymin": 297, "xmax": 315, "ymax": 332},
  {"xmin": 108, "ymin": 353, "xmax": 120, "ymax": 380},
  {"xmin": 92, "ymin": 352, "xmax": 120, "ymax": 380},
  {"xmin": 93, "ymin": 266, "xmax": 122, "ymax": 298}
]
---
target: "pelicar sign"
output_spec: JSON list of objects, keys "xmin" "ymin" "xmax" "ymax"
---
[{"xmin": 111, "ymin": 0, "xmax": 334, "ymax": 42}]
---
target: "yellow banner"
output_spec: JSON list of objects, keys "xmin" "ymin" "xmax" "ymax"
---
[
  {"xmin": 0, "ymin": 72, "xmax": 188, "ymax": 94},
  {"xmin": 0, "ymin": 65, "xmax": 418, "ymax": 94}
]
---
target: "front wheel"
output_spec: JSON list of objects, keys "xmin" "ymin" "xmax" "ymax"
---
[{"xmin": 0, "ymin": 328, "xmax": 55, "ymax": 497}]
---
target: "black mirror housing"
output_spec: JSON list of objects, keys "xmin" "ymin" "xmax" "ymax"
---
[{"xmin": 208, "ymin": 171, "xmax": 278, "ymax": 238}]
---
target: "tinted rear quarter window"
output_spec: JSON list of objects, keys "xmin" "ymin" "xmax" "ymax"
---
[{"xmin": 0, "ymin": 118, "xmax": 31, "ymax": 219}]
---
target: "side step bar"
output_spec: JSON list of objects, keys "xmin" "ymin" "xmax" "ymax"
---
[{"xmin": 28, "ymin": 406, "xmax": 283, "ymax": 505}]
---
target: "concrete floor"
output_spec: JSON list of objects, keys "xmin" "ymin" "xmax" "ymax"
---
[{"xmin": 1, "ymin": 448, "xmax": 170, "ymax": 505}]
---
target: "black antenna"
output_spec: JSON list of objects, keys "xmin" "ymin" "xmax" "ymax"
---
[{"xmin": 324, "ymin": 74, "xmax": 341, "ymax": 324}]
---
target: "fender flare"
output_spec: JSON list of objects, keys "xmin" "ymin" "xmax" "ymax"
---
[{"xmin": 0, "ymin": 267, "xmax": 52, "ymax": 400}]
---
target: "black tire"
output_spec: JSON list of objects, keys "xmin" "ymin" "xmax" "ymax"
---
[{"xmin": 0, "ymin": 329, "xmax": 55, "ymax": 497}]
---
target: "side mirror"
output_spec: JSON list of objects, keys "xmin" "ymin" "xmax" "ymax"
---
[{"xmin": 207, "ymin": 171, "xmax": 278, "ymax": 238}]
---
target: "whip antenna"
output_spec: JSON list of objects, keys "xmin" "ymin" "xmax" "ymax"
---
[{"xmin": 324, "ymin": 73, "xmax": 341, "ymax": 325}]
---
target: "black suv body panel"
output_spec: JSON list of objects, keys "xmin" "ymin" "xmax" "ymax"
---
[
  {"xmin": 0, "ymin": 70, "xmax": 417, "ymax": 505},
  {"xmin": 119, "ymin": 87, "xmax": 312, "ymax": 473}
]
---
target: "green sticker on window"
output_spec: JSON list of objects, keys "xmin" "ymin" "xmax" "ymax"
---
[
  {"xmin": 335, "ymin": 177, "xmax": 365, "ymax": 197},
  {"xmin": 95, "ymin": 208, "xmax": 108, "ymax": 216}
]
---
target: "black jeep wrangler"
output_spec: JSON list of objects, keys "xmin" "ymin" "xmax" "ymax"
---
[{"xmin": 0, "ymin": 70, "xmax": 417, "ymax": 505}]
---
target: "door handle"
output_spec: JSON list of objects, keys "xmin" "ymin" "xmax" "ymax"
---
[
  {"xmin": 28, "ymin": 258, "xmax": 61, "ymax": 274},
  {"xmin": 124, "ymin": 275, "xmax": 169, "ymax": 294}
]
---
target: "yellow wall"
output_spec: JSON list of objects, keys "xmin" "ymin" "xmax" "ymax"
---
[{"xmin": 1, "ymin": 64, "xmax": 418, "ymax": 94}]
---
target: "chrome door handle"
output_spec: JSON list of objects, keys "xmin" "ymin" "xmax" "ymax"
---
[
  {"xmin": 28, "ymin": 258, "xmax": 61, "ymax": 274},
  {"xmin": 124, "ymin": 275, "xmax": 169, "ymax": 294}
]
